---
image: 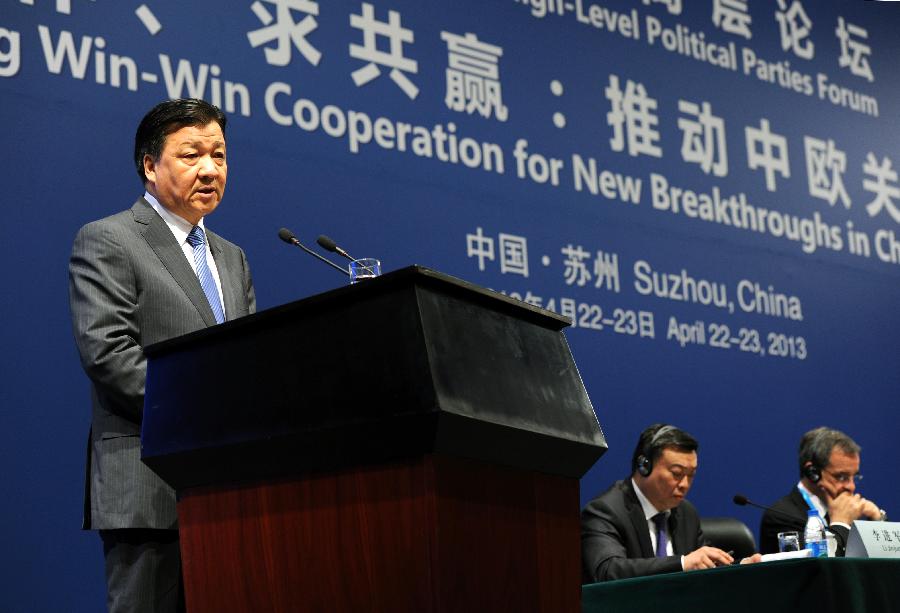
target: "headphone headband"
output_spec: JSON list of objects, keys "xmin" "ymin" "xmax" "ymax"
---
[{"xmin": 636, "ymin": 425, "xmax": 677, "ymax": 477}]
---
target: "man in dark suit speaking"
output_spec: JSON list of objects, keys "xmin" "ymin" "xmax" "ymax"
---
[
  {"xmin": 69, "ymin": 98, "xmax": 256, "ymax": 612},
  {"xmin": 581, "ymin": 424, "xmax": 757, "ymax": 582}
]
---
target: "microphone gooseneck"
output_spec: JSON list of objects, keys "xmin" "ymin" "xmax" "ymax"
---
[
  {"xmin": 278, "ymin": 228, "xmax": 350, "ymax": 276},
  {"xmin": 732, "ymin": 493, "xmax": 807, "ymax": 524}
]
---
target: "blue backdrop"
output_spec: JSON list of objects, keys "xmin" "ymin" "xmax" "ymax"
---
[{"xmin": 2, "ymin": 1, "xmax": 898, "ymax": 609}]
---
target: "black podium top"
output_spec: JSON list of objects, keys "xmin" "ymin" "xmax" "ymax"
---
[{"xmin": 142, "ymin": 266, "xmax": 606, "ymax": 489}]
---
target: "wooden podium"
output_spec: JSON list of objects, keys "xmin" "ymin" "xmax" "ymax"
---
[{"xmin": 142, "ymin": 266, "xmax": 606, "ymax": 613}]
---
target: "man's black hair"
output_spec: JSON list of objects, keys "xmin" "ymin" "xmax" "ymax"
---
[
  {"xmin": 134, "ymin": 98, "xmax": 227, "ymax": 184},
  {"xmin": 631, "ymin": 423, "xmax": 699, "ymax": 474}
]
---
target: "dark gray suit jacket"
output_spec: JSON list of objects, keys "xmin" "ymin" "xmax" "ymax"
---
[
  {"xmin": 70, "ymin": 197, "xmax": 256, "ymax": 530},
  {"xmin": 759, "ymin": 486, "xmax": 849, "ymax": 556},
  {"xmin": 581, "ymin": 479, "xmax": 705, "ymax": 583}
]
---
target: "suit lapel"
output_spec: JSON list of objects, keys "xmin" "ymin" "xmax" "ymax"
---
[
  {"xmin": 791, "ymin": 487, "xmax": 818, "ymax": 523},
  {"xmin": 206, "ymin": 230, "xmax": 238, "ymax": 320},
  {"xmin": 624, "ymin": 482, "xmax": 655, "ymax": 557},
  {"xmin": 791, "ymin": 487, "xmax": 808, "ymax": 512},
  {"xmin": 669, "ymin": 506, "xmax": 686, "ymax": 554},
  {"xmin": 132, "ymin": 198, "xmax": 218, "ymax": 327}
]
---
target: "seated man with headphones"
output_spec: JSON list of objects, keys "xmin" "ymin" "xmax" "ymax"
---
[
  {"xmin": 581, "ymin": 424, "xmax": 760, "ymax": 583},
  {"xmin": 759, "ymin": 426, "xmax": 886, "ymax": 556}
]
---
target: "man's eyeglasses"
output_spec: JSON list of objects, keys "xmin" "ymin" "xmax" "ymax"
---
[{"xmin": 823, "ymin": 469, "xmax": 863, "ymax": 483}]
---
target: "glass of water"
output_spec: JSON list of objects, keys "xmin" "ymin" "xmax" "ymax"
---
[
  {"xmin": 778, "ymin": 531, "xmax": 800, "ymax": 552},
  {"xmin": 349, "ymin": 258, "xmax": 381, "ymax": 284}
]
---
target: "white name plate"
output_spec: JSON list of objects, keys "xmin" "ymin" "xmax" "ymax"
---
[{"xmin": 846, "ymin": 520, "xmax": 900, "ymax": 559}]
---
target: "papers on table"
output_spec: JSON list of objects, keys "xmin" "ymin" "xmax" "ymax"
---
[{"xmin": 760, "ymin": 549, "xmax": 813, "ymax": 562}]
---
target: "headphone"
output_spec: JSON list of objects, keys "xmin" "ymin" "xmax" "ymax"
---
[
  {"xmin": 803, "ymin": 463, "xmax": 821, "ymax": 483},
  {"xmin": 636, "ymin": 425, "xmax": 676, "ymax": 477}
]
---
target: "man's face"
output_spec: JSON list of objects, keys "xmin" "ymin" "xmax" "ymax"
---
[
  {"xmin": 816, "ymin": 448, "xmax": 861, "ymax": 499},
  {"xmin": 144, "ymin": 121, "xmax": 227, "ymax": 225},
  {"xmin": 637, "ymin": 447, "xmax": 697, "ymax": 512}
]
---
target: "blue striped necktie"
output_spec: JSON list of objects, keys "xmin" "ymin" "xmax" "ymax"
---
[{"xmin": 186, "ymin": 225, "xmax": 225, "ymax": 324}]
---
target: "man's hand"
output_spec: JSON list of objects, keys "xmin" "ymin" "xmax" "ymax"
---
[
  {"xmin": 739, "ymin": 553, "xmax": 763, "ymax": 564},
  {"xmin": 683, "ymin": 546, "xmax": 733, "ymax": 570},
  {"xmin": 827, "ymin": 492, "xmax": 876, "ymax": 524},
  {"xmin": 859, "ymin": 498, "xmax": 883, "ymax": 520}
]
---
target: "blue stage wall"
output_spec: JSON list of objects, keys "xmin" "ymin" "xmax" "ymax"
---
[{"xmin": 2, "ymin": 1, "xmax": 898, "ymax": 609}]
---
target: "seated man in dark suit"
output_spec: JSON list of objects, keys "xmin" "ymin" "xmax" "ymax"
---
[
  {"xmin": 760, "ymin": 427, "xmax": 886, "ymax": 556},
  {"xmin": 581, "ymin": 424, "xmax": 759, "ymax": 582}
]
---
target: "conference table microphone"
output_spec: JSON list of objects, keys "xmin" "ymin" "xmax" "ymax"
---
[
  {"xmin": 278, "ymin": 227, "xmax": 350, "ymax": 276},
  {"xmin": 732, "ymin": 494, "xmax": 808, "ymax": 524},
  {"xmin": 316, "ymin": 234, "xmax": 358, "ymax": 262}
]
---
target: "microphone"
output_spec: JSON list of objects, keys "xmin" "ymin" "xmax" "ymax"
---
[
  {"xmin": 733, "ymin": 494, "xmax": 807, "ymax": 524},
  {"xmin": 316, "ymin": 234, "xmax": 356, "ymax": 262},
  {"xmin": 278, "ymin": 228, "xmax": 349, "ymax": 276}
]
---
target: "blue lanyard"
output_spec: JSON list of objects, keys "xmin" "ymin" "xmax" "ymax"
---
[{"xmin": 798, "ymin": 486, "xmax": 819, "ymax": 513}]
